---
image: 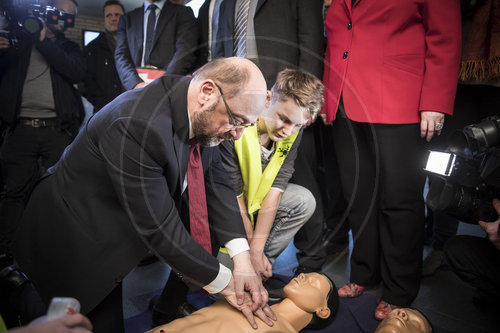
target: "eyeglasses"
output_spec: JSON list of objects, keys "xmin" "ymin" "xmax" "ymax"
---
[{"xmin": 215, "ymin": 84, "xmax": 255, "ymax": 129}]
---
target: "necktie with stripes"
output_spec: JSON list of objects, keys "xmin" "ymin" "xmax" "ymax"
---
[{"xmin": 233, "ymin": 0, "xmax": 251, "ymax": 57}]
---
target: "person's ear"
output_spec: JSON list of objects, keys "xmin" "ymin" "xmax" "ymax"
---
[
  {"xmin": 315, "ymin": 306, "xmax": 331, "ymax": 319},
  {"xmin": 198, "ymin": 80, "xmax": 216, "ymax": 105},
  {"xmin": 265, "ymin": 90, "xmax": 272, "ymax": 108}
]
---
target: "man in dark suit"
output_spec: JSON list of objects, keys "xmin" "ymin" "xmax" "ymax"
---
[
  {"xmin": 214, "ymin": 0, "xmax": 328, "ymax": 275},
  {"xmin": 214, "ymin": 0, "xmax": 324, "ymax": 87},
  {"xmin": 195, "ymin": 0, "xmax": 223, "ymax": 69},
  {"xmin": 115, "ymin": 0, "xmax": 198, "ymax": 90},
  {"xmin": 12, "ymin": 57, "xmax": 275, "ymax": 333}
]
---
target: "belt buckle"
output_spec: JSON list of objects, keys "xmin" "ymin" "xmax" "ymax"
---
[{"xmin": 31, "ymin": 119, "xmax": 41, "ymax": 127}]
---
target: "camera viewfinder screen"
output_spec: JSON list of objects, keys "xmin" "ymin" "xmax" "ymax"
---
[
  {"xmin": 424, "ymin": 151, "xmax": 456, "ymax": 177},
  {"xmin": 84, "ymin": 30, "xmax": 100, "ymax": 46}
]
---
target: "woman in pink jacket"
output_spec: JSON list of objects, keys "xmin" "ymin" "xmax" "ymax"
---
[{"xmin": 322, "ymin": 0, "xmax": 461, "ymax": 320}]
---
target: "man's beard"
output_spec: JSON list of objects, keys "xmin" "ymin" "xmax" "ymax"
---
[{"xmin": 192, "ymin": 100, "xmax": 232, "ymax": 147}]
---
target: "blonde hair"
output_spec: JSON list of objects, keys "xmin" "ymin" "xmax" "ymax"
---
[{"xmin": 270, "ymin": 69, "xmax": 324, "ymax": 121}]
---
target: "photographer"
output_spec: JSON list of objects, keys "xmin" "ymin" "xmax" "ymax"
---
[
  {"xmin": 0, "ymin": 0, "xmax": 85, "ymax": 270},
  {"xmin": 444, "ymin": 198, "xmax": 500, "ymax": 308}
]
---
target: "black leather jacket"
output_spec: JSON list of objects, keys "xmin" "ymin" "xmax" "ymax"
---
[
  {"xmin": 0, "ymin": 30, "xmax": 86, "ymax": 137},
  {"xmin": 83, "ymin": 32, "xmax": 124, "ymax": 113}
]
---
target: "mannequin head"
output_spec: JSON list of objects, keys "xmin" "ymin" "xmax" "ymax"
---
[
  {"xmin": 375, "ymin": 308, "xmax": 433, "ymax": 333},
  {"xmin": 283, "ymin": 273, "xmax": 339, "ymax": 329}
]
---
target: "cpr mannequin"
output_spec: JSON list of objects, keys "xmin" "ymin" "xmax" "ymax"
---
[
  {"xmin": 375, "ymin": 308, "xmax": 433, "ymax": 333},
  {"xmin": 147, "ymin": 273, "xmax": 338, "ymax": 333}
]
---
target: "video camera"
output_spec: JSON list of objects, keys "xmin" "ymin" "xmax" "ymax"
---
[
  {"xmin": 424, "ymin": 115, "xmax": 500, "ymax": 224},
  {"xmin": 0, "ymin": 0, "xmax": 75, "ymax": 40}
]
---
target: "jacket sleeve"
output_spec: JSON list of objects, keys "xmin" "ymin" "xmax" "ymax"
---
[
  {"xmin": 165, "ymin": 6, "xmax": 198, "ymax": 75},
  {"xmin": 36, "ymin": 36, "xmax": 86, "ymax": 83},
  {"xmin": 115, "ymin": 13, "xmax": 143, "ymax": 90},
  {"xmin": 83, "ymin": 43, "xmax": 107, "ymax": 111},
  {"xmin": 419, "ymin": 0, "xmax": 461, "ymax": 115},
  {"xmin": 213, "ymin": 0, "xmax": 232, "ymax": 59},
  {"xmin": 297, "ymin": 0, "xmax": 325, "ymax": 79},
  {"xmin": 219, "ymin": 140, "xmax": 245, "ymax": 195}
]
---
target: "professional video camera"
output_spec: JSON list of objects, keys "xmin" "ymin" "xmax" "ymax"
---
[
  {"xmin": 424, "ymin": 115, "xmax": 500, "ymax": 224},
  {"xmin": 0, "ymin": 0, "xmax": 75, "ymax": 40}
]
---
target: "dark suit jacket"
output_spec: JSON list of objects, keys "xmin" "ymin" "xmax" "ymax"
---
[
  {"xmin": 13, "ymin": 76, "xmax": 246, "ymax": 314},
  {"xmin": 194, "ymin": 0, "xmax": 211, "ymax": 69},
  {"xmin": 215, "ymin": 0, "xmax": 324, "ymax": 87},
  {"xmin": 115, "ymin": 2, "xmax": 198, "ymax": 90}
]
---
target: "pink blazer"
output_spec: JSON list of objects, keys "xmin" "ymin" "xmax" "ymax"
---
[{"xmin": 323, "ymin": 0, "xmax": 462, "ymax": 124}]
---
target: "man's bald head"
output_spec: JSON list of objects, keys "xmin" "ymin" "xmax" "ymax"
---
[
  {"xmin": 192, "ymin": 57, "xmax": 266, "ymax": 99},
  {"xmin": 188, "ymin": 57, "xmax": 268, "ymax": 145}
]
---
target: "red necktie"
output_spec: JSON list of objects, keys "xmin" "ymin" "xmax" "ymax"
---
[{"xmin": 187, "ymin": 142, "xmax": 212, "ymax": 253}]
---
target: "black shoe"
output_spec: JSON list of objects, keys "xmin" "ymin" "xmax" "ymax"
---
[
  {"xmin": 293, "ymin": 265, "xmax": 316, "ymax": 277},
  {"xmin": 0, "ymin": 265, "xmax": 30, "ymax": 288},
  {"xmin": 0, "ymin": 252, "xmax": 14, "ymax": 271},
  {"xmin": 421, "ymin": 250, "xmax": 446, "ymax": 277},
  {"xmin": 151, "ymin": 301, "xmax": 197, "ymax": 327}
]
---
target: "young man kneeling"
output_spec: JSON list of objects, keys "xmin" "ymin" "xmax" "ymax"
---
[{"xmin": 219, "ymin": 69, "xmax": 324, "ymax": 282}]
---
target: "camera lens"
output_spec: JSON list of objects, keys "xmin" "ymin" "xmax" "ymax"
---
[
  {"xmin": 450, "ymin": 117, "xmax": 500, "ymax": 157},
  {"xmin": 22, "ymin": 16, "xmax": 42, "ymax": 36}
]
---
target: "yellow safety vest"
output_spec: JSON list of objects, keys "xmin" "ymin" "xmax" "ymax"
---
[
  {"xmin": 0, "ymin": 314, "xmax": 7, "ymax": 333},
  {"xmin": 234, "ymin": 124, "xmax": 298, "ymax": 226}
]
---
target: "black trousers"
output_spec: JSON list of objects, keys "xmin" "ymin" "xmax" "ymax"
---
[
  {"xmin": 86, "ymin": 283, "xmax": 124, "ymax": 333},
  {"xmin": 0, "ymin": 124, "xmax": 70, "ymax": 254},
  {"xmin": 445, "ymin": 235, "xmax": 500, "ymax": 302},
  {"xmin": 332, "ymin": 117, "xmax": 427, "ymax": 306},
  {"xmin": 321, "ymin": 122, "xmax": 349, "ymax": 248},
  {"xmin": 291, "ymin": 124, "xmax": 327, "ymax": 270}
]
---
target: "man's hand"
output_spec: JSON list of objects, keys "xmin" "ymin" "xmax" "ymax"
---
[
  {"xmin": 220, "ymin": 276, "xmax": 276, "ymax": 330},
  {"xmin": 478, "ymin": 198, "xmax": 500, "ymax": 250},
  {"xmin": 420, "ymin": 111, "xmax": 445, "ymax": 142},
  {"xmin": 249, "ymin": 249, "xmax": 272, "ymax": 281},
  {"xmin": 320, "ymin": 113, "xmax": 333, "ymax": 126},
  {"xmin": 38, "ymin": 17, "xmax": 52, "ymax": 41},
  {"xmin": 231, "ymin": 251, "xmax": 268, "ymax": 309},
  {"xmin": 134, "ymin": 82, "xmax": 147, "ymax": 89},
  {"xmin": 0, "ymin": 30, "xmax": 10, "ymax": 50},
  {"xmin": 8, "ymin": 314, "xmax": 93, "ymax": 333}
]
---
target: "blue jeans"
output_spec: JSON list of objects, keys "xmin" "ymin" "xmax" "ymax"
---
[{"xmin": 218, "ymin": 183, "xmax": 316, "ymax": 267}]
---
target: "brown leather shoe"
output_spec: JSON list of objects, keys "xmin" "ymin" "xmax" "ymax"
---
[
  {"xmin": 374, "ymin": 300, "xmax": 399, "ymax": 320},
  {"xmin": 337, "ymin": 282, "xmax": 365, "ymax": 298}
]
